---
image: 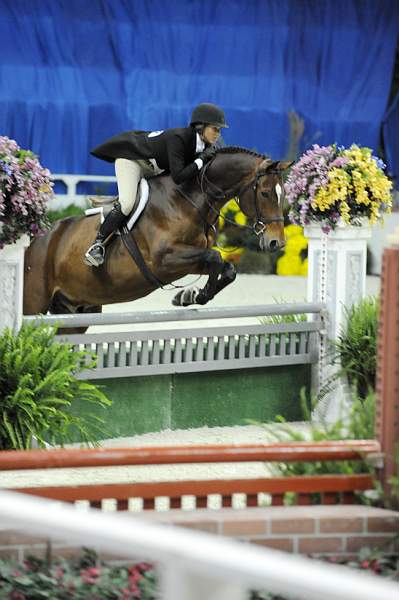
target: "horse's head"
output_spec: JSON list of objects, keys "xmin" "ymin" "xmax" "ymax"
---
[
  {"xmin": 203, "ymin": 149, "xmax": 292, "ymax": 253},
  {"xmin": 237, "ymin": 158, "xmax": 292, "ymax": 252}
]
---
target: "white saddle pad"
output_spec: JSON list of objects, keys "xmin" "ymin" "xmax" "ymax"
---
[{"xmin": 84, "ymin": 178, "xmax": 150, "ymax": 232}]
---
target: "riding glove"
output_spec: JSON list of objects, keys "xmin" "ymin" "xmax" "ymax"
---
[{"xmin": 197, "ymin": 146, "xmax": 217, "ymax": 164}]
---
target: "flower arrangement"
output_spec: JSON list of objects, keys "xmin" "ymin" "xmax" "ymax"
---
[
  {"xmin": 286, "ymin": 144, "xmax": 392, "ymax": 233},
  {"xmin": 276, "ymin": 225, "xmax": 308, "ymax": 276},
  {"xmin": 0, "ymin": 552, "xmax": 156, "ymax": 599},
  {"xmin": 0, "ymin": 136, "xmax": 53, "ymax": 249}
]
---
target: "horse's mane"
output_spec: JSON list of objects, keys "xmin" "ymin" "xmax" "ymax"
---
[{"xmin": 215, "ymin": 146, "xmax": 267, "ymax": 159}]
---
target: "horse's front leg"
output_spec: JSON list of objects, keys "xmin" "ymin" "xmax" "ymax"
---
[{"xmin": 158, "ymin": 246, "xmax": 232, "ymax": 306}]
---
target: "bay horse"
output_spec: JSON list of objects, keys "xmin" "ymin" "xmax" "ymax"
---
[{"xmin": 23, "ymin": 147, "xmax": 290, "ymax": 324}]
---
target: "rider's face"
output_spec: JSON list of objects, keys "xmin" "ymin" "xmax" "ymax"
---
[{"xmin": 202, "ymin": 125, "xmax": 221, "ymax": 145}]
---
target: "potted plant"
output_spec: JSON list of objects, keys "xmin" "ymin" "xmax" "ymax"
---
[
  {"xmin": 285, "ymin": 143, "xmax": 392, "ymax": 233},
  {"xmin": 0, "ymin": 135, "xmax": 52, "ymax": 248},
  {"xmin": 0, "ymin": 136, "xmax": 53, "ymax": 331},
  {"xmin": 0, "ymin": 323, "xmax": 111, "ymax": 449}
]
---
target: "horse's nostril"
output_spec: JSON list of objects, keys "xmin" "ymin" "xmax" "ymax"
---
[{"xmin": 269, "ymin": 239, "xmax": 279, "ymax": 252}]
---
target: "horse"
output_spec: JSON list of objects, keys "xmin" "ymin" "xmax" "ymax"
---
[{"xmin": 23, "ymin": 147, "xmax": 290, "ymax": 328}]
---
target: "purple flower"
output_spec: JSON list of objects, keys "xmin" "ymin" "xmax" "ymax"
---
[{"xmin": 0, "ymin": 135, "xmax": 53, "ymax": 247}]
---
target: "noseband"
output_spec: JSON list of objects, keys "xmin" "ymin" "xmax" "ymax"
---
[{"xmin": 198, "ymin": 162, "xmax": 284, "ymax": 237}]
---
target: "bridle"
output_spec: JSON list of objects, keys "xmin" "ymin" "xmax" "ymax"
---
[{"xmin": 195, "ymin": 159, "xmax": 285, "ymax": 237}]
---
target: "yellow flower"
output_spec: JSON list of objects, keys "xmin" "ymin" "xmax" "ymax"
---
[{"xmin": 235, "ymin": 211, "xmax": 247, "ymax": 226}]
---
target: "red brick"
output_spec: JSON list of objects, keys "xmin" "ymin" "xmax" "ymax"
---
[
  {"xmin": 178, "ymin": 521, "xmax": 218, "ymax": 534},
  {"xmin": 0, "ymin": 548, "xmax": 19, "ymax": 560},
  {"xmin": 319, "ymin": 518, "xmax": 363, "ymax": 534},
  {"xmin": 346, "ymin": 536, "xmax": 395, "ymax": 553},
  {"xmin": 271, "ymin": 518, "xmax": 314, "ymax": 534},
  {"xmin": 223, "ymin": 520, "xmax": 266, "ymax": 536},
  {"xmin": 0, "ymin": 531, "xmax": 48, "ymax": 545},
  {"xmin": 299, "ymin": 537, "xmax": 343, "ymax": 554},
  {"xmin": 367, "ymin": 516, "xmax": 399, "ymax": 533},
  {"xmin": 251, "ymin": 538, "xmax": 294, "ymax": 553}
]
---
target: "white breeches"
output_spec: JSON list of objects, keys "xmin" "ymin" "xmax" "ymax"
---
[{"xmin": 115, "ymin": 158, "xmax": 163, "ymax": 216}]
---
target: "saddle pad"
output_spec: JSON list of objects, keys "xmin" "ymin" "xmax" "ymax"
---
[{"xmin": 84, "ymin": 178, "xmax": 149, "ymax": 232}]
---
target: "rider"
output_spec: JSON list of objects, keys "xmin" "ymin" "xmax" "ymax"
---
[{"xmin": 84, "ymin": 102, "xmax": 229, "ymax": 267}]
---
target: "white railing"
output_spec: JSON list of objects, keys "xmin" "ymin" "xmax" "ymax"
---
[
  {"xmin": 0, "ymin": 490, "xmax": 398, "ymax": 600},
  {"xmin": 52, "ymin": 173, "xmax": 117, "ymax": 208}
]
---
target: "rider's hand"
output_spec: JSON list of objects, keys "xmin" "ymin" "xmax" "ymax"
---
[{"xmin": 197, "ymin": 146, "xmax": 217, "ymax": 164}]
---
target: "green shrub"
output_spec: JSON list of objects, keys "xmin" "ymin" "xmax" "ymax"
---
[
  {"xmin": 46, "ymin": 204, "xmax": 85, "ymax": 224},
  {"xmin": 0, "ymin": 323, "xmax": 111, "ymax": 449},
  {"xmin": 335, "ymin": 296, "xmax": 379, "ymax": 398},
  {"xmin": 250, "ymin": 387, "xmax": 379, "ymax": 505}
]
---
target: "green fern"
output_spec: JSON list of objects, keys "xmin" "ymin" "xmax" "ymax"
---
[
  {"xmin": 248, "ymin": 387, "xmax": 379, "ymax": 504},
  {"xmin": 334, "ymin": 296, "xmax": 379, "ymax": 398},
  {"xmin": 0, "ymin": 323, "xmax": 111, "ymax": 449}
]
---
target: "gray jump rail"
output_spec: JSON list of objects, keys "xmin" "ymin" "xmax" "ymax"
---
[{"xmin": 24, "ymin": 303, "xmax": 325, "ymax": 380}]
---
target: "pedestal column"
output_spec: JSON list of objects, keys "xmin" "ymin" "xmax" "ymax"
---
[
  {"xmin": 304, "ymin": 223, "xmax": 372, "ymax": 420},
  {"xmin": 0, "ymin": 234, "xmax": 30, "ymax": 333}
]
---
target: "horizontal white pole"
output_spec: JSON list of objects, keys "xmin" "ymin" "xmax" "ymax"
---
[
  {"xmin": 0, "ymin": 491, "xmax": 397, "ymax": 600},
  {"xmin": 23, "ymin": 303, "xmax": 325, "ymax": 328}
]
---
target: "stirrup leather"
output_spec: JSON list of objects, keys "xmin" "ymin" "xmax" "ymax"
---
[{"xmin": 84, "ymin": 242, "xmax": 105, "ymax": 267}]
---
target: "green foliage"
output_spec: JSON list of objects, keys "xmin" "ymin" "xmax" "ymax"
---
[
  {"xmin": 250, "ymin": 388, "xmax": 379, "ymax": 504},
  {"xmin": 259, "ymin": 304, "xmax": 307, "ymax": 325},
  {"xmin": 335, "ymin": 296, "xmax": 379, "ymax": 399},
  {"xmin": 46, "ymin": 204, "xmax": 85, "ymax": 225},
  {"xmin": 0, "ymin": 323, "xmax": 111, "ymax": 449},
  {"xmin": 0, "ymin": 548, "xmax": 157, "ymax": 599}
]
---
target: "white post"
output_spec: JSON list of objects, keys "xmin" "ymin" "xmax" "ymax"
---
[
  {"xmin": 0, "ymin": 234, "xmax": 30, "ymax": 333},
  {"xmin": 305, "ymin": 222, "xmax": 372, "ymax": 420}
]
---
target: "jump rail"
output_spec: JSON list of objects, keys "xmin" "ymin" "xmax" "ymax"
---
[
  {"xmin": 2, "ymin": 441, "xmax": 379, "ymax": 510},
  {"xmin": 24, "ymin": 303, "xmax": 325, "ymax": 380}
]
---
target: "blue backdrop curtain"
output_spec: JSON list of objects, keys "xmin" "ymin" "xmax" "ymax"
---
[
  {"xmin": 0, "ymin": 0, "xmax": 397, "ymax": 177},
  {"xmin": 383, "ymin": 91, "xmax": 399, "ymax": 187}
]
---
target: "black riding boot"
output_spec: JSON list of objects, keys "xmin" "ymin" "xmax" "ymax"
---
[{"xmin": 84, "ymin": 203, "xmax": 126, "ymax": 267}]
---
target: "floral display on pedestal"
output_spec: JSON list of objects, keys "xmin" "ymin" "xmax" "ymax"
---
[
  {"xmin": 0, "ymin": 136, "xmax": 53, "ymax": 249},
  {"xmin": 0, "ymin": 136, "xmax": 53, "ymax": 332},
  {"xmin": 286, "ymin": 143, "xmax": 392, "ymax": 233}
]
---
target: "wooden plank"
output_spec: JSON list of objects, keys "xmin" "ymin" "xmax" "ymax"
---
[
  {"xmin": 128, "ymin": 341, "xmax": 138, "ymax": 366},
  {"xmin": 13, "ymin": 474, "xmax": 374, "ymax": 504},
  {"xmin": 184, "ymin": 338, "xmax": 193, "ymax": 363},
  {"xmin": 118, "ymin": 342, "xmax": 127, "ymax": 367},
  {"xmin": 163, "ymin": 340, "xmax": 171, "ymax": 364},
  {"xmin": 195, "ymin": 337, "xmax": 204, "ymax": 361},
  {"xmin": 217, "ymin": 337, "xmax": 224, "ymax": 361},
  {"xmin": 228, "ymin": 336, "xmax": 235, "ymax": 359},
  {"xmin": 0, "ymin": 441, "xmax": 380, "ymax": 470}
]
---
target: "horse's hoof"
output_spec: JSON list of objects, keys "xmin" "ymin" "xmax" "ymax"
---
[
  {"xmin": 195, "ymin": 292, "xmax": 208, "ymax": 305},
  {"xmin": 172, "ymin": 287, "xmax": 199, "ymax": 307}
]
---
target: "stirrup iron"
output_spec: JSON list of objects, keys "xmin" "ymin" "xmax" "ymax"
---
[{"xmin": 84, "ymin": 242, "xmax": 105, "ymax": 267}]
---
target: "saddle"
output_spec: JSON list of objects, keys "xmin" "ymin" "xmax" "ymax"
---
[{"xmin": 84, "ymin": 178, "xmax": 150, "ymax": 233}]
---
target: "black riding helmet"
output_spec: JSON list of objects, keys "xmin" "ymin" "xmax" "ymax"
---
[{"xmin": 190, "ymin": 103, "xmax": 229, "ymax": 128}]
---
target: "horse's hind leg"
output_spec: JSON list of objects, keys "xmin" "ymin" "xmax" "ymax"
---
[
  {"xmin": 49, "ymin": 292, "xmax": 102, "ymax": 335},
  {"xmin": 23, "ymin": 245, "xmax": 52, "ymax": 315}
]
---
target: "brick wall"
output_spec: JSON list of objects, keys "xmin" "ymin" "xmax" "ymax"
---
[{"xmin": 0, "ymin": 505, "xmax": 398, "ymax": 562}]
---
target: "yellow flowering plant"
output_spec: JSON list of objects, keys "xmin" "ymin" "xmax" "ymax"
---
[
  {"xmin": 215, "ymin": 198, "xmax": 247, "ymax": 264},
  {"xmin": 276, "ymin": 224, "xmax": 308, "ymax": 276},
  {"xmin": 286, "ymin": 144, "xmax": 392, "ymax": 233}
]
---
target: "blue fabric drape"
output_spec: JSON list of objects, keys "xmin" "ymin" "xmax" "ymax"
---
[
  {"xmin": 383, "ymin": 92, "xmax": 399, "ymax": 187},
  {"xmin": 0, "ymin": 0, "xmax": 397, "ymax": 176}
]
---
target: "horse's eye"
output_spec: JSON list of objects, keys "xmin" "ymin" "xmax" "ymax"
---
[{"xmin": 261, "ymin": 191, "xmax": 269, "ymax": 198}]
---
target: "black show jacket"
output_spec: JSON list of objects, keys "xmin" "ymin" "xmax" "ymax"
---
[{"xmin": 91, "ymin": 126, "xmax": 200, "ymax": 185}]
